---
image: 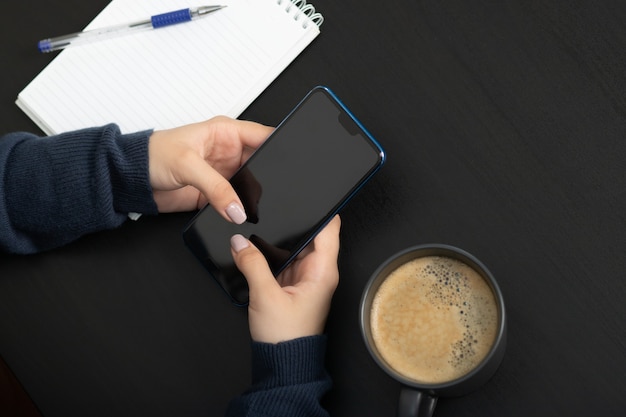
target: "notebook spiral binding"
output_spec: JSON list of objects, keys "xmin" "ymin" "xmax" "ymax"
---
[{"xmin": 278, "ymin": 0, "xmax": 324, "ymax": 28}]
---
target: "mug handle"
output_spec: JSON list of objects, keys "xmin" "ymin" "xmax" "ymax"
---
[{"xmin": 398, "ymin": 388, "xmax": 438, "ymax": 417}]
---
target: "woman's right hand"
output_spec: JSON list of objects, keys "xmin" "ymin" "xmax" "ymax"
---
[{"xmin": 229, "ymin": 216, "xmax": 342, "ymax": 343}]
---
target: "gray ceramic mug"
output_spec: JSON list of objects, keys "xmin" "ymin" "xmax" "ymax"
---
[{"xmin": 360, "ymin": 244, "xmax": 507, "ymax": 417}]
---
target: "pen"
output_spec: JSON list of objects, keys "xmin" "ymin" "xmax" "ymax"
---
[{"xmin": 38, "ymin": 5, "xmax": 226, "ymax": 53}]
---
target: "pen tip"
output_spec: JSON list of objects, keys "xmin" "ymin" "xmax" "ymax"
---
[{"xmin": 196, "ymin": 5, "xmax": 227, "ymax": 15}]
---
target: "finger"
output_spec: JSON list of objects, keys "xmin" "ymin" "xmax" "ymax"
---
[
  {"xmin": 180, "ymin": 153, "xmax": 247, "ymax": 224},
  {"xmin": 312, "ymin": 215, "xmax": 342, "ymax": 257},
  {"xmin": 153, "ymin": 186, "xmax": 202, "ymax": 212},
  {"xmin": 298, "ymin": 215, "xmax": 342, "ymax": 290},
  {"xmin": 294, "ymin": 215, "xmax": 342, "ymax": 260},
  {"xmin": 230, "ymin": 234, "xmax": 280, "ymax": 296},
  {"xmin": 234, "ymin": 119, "xmax": 274, "ymax": 150}
]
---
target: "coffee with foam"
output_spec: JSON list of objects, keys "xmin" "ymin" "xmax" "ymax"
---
[{"xmin": 370, "ymin": 256, "xmax": 498, "ymax": 384}]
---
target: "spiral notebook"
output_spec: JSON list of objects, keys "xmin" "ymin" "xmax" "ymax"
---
[{"xmin": 15, "ymin": 0, "xmax": 323, "ymax": 135}]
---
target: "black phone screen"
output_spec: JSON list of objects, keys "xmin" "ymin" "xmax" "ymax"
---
[{"xmin": 183, "ymin": 86, "xmax": 385, "ymax": 305}]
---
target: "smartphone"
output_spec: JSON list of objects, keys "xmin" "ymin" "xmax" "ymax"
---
[{"xmin": 183, "ymin": 86, "xmax": 386, "ymax": 305}]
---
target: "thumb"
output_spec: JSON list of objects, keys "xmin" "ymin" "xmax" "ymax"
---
[
  {"xmin": 180, "ymin": 153, "xmax": 247, "ymax": 224},
  {"xmin": 230, "ymin": 235, "xmax": 279, "ymax": 297}
]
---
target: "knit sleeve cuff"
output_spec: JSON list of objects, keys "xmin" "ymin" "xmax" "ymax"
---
[
  {"xmin": 108, "ymin": 128, "xmax": 158, "ymax": 216},
  {"xmin": 250, "ymin": 336, "xmax": 328, "ymax": 388}
]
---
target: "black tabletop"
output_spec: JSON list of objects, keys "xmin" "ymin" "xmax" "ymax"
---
[{"xmin": 1, "ymin": 1, "xmax": 625, "ymax": 416}]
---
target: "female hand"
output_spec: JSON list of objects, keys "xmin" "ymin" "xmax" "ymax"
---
[
  {"xmin": 148, "ymin": 116, "xmax": 273, "ymax": 222},
  {"xmin": 230, "ymin": 216, "xmax": 342, "ymax": 343}
]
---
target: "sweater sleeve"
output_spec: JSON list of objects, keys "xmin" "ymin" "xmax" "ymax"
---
[
  {"xmin": 226, "ymin": 336, "xmax": 331, "ymax": 417},
  {"xmin": 0, "ymin": 124, "xmax": 158, "ymax": 254}
]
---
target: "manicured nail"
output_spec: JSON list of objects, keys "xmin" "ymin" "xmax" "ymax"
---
[
  {"xmin": 230, "ymin": 234, "xmax": 250, "ymax": 253},
  {"xmin": 226, "ymin": 202, "xmax": 247, "ymax": 225}
]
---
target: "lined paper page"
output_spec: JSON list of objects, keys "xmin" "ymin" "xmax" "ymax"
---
[{"xmin": 16, "ymin": 0, "xmax": 321, "ymax": 135}]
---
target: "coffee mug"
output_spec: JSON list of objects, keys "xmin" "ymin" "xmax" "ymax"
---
[{"xmin": 360, "ymin": 244, "xmax": 507, "ymax": 417}]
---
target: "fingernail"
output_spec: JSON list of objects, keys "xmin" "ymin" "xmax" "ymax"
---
[
  {"xmin": 230, "ymin": 234, "xmax": 250, "ymax": 253},
  {"xmin": 226, "ymin": 202, "xmax": 247, "ymax": 225}
]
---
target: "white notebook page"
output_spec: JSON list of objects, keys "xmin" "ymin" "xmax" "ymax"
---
[{"xmin": 16, "ymin": 0, "xmax": 321, "ymax": 135}]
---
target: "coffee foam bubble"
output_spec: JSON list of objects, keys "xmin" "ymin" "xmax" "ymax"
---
[{"xmin": 370, "ymin": 256, "xmax": 498, "ymax": 384}]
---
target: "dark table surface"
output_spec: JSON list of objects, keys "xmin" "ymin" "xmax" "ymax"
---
[{"xmin": 1, "ymin": 1, "xmax": 625, "ymax": 416}]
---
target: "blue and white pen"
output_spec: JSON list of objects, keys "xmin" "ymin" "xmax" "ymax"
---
[{"xmin": 38, "ymin": 5, "xmax": 226, "ymax": 53}]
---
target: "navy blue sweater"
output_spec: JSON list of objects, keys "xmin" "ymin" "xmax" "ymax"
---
[
  {"xmin": 0, "ymin": 124, "xmax": 156, "ymax": 254},
  {"xmin": 227, "ymin": 336, "xmax": 331, "ymax": 417},
  {"xmin": 0, "ymin": 125, "xmax": 331, "ymax": 416}
]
